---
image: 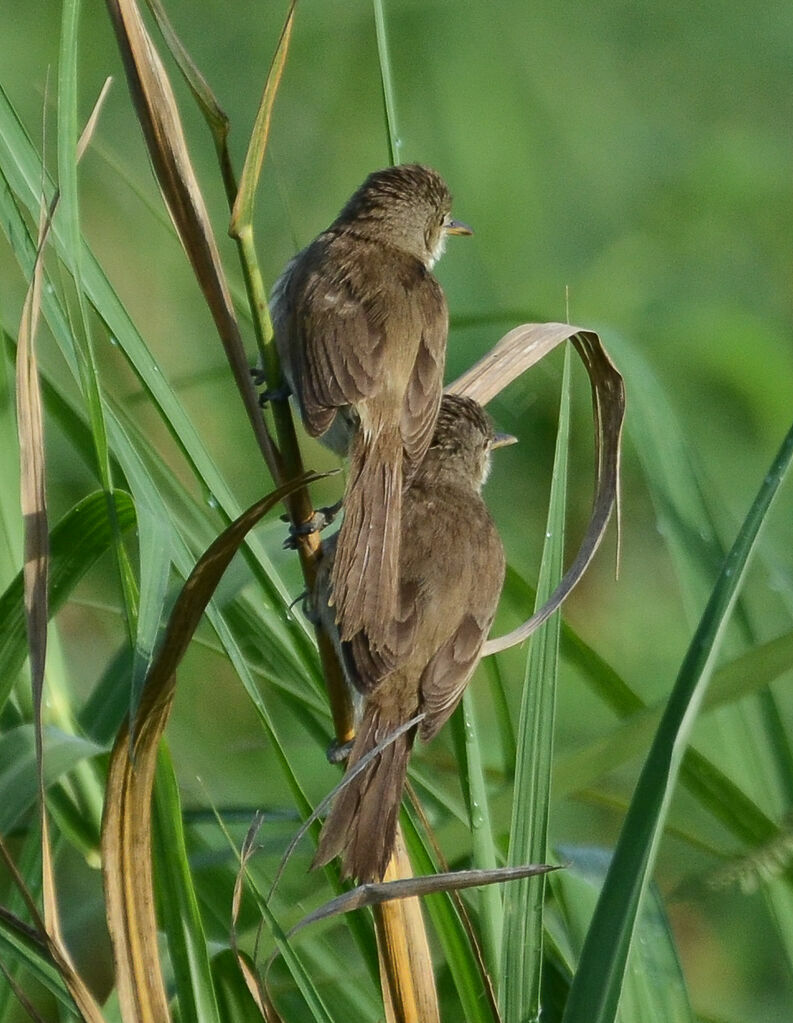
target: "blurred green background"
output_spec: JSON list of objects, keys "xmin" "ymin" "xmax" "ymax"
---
[{"xmin": 2, "ymin": 0, "xmax": 793, "ymax": 1019}]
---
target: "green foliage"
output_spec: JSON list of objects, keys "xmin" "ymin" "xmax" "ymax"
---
[{"xmin": 0, "ymin": 2, "xmax": 792, "ymax": 1021}]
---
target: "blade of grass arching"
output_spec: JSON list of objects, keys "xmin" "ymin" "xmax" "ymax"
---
[
  {"xmin": 0, "ymin": 490, "xmax": 136, "ymax": 707},
  {"xmin": 75, "ymin": 372, "xmax": 319, "ymax": 686},
  {"xmin": 7, "ymin": 336, "xmax": 308, "ymax": 732},
  {"xmin": 561, "ymin": 419, "xmax": 793, "ymax": 1023},
  {"xmin": 98, "ymin": 406, "xmax": 327, "ymax": 827},
  {"xmin": 151, "ymin": 744, "xmax": 221, "ymax": 1023},
  {"xmin": 102, "ymin": 474, "xmax": 323, "ymax": 1020},
  {"xmin": 372, "ymin": 0, "xmax": 402, "ymax": 164},
  {"xmin": 500, "ymin": 343, "xmax": 570, "ymax": 1023},
  {"xmin": 451, "ymin": 690, "xmax": 503, "ymax": 978},
  {"xmin": 400, "ymin": 810, "xmax": 497, "ymax": 1023},
  {"xmin": 454, "ymin": 325, "xmax": 624, "ymax": 659},
  {"xmin": 551, "ymin": 850, "xmax": 694, "ymax": 1023}
]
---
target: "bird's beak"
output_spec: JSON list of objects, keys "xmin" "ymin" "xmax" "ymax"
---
[
  {"xmin": 492, "ymin": 432, "xmax": 518, "ymax": 450},
  {"xmin": 444, "ymin": 218, "xmax": 473, "ymax": 236}
]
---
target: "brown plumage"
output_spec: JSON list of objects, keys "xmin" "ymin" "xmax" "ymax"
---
[
  {"xmin": 312, "ymin": 395, "xmax": 513, "ymax": 882},
  {"xmin": 271, "ymin": 165, "xmax": 471, "ymax": 656}
]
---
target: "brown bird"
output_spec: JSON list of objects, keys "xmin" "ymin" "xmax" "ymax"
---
[
  {"xmin": 311, "ymin": 394, "xmax": 514, "ymax": 883},
  {"xmin": 271, "ymin": 165, "xmax": 472, "ymax": 657}
]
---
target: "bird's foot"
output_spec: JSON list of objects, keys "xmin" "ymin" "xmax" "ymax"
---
[
  {"xmin": 250, "ymin": 367, "xmax": 291, "ymax": 405},
  {"xmin": 258, "ymin": 384, "xmax": 291, "ymax": 407},
  {"xmin": 282, "ymin": 501, "xmax": 343, "ymax": 550},
  {"xmin": 326, "ymin": 739, "xmax": 354, "ymax": 764},
  {"xmin": 299, "ymin": 590, "xmax": 321, "ymax": 625}
]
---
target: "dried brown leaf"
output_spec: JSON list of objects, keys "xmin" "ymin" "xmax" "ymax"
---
[
  {"xmin": 228, "ymin": 814, "xmax": 274, "ymax": 1019},
  {"xmin": 76, "ymin": 77, "xmax": 113, "ymax": 161},
  {"xmin": 290, "ymin": 861, "xmax": 559, "ymax": 936},
  {"xmin": 449, "ymin": 322, "xmax": 625, "ymax": 655},
  {"xmin": 16, "ymin": 151, "xmax": 106, "ymax": 1023},
  {"xmin": 102, "ymin": 473, "xmax": 327, "ymax": 1023},
  {"xmin": 144, "ymin": 0, "xmax": 229, "ymax": 138},
  {"xmin": 104, "ymin": 0, "xmax": 280, "ymax": 474}
]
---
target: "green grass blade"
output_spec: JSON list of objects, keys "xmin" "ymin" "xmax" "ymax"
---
[
  {"xmin": 401, "ymin": 809, "xmax": 496, "ymax": 1023},
  {"xmin": 372, "ymin": 0, "xmax": 401, "ymax": 163},
  {"xmin": 501, "ymin": 343, "xmax": 570, "ymax": 1021},
  {"xmin": 0, "ymin": 86, "xmax": 309, "ymax": 641},
  {"xmin": 562, "ymin": 418, "xmax": 793, "ymax": 1023},
  {"xmin": 0, "ymin": 490, "xmax": 136, "ymax": 707},
  {"xmin": 552, "ymin": 849, "xmax": 694, "ymax": 1023},
  {"xmin": 152, "ymin": 745, "xmax": 221, "ymax": 1023},
  {"xmin": 210, "ymin": 948, "xmax": 266, "ymax": 1023},
  {"xmin": 609, "ymin": 334, "xmax": 793, "ymax": 822},
  {"xmin": 129, "ymin": 501, "xmax": 173, "ymax": 714},
  {"xmin": 555, "ymin": 630, "xmax": 793, "ymax": 797},
  {"xmin": 0, "ymin": 725, "xmax": 104, "ymax": 833},
  {"xmin": 452, "ymin": 689, "xmax": 503, "ymax": 977},
  {"xmin": 0, "ymin": 922, "xmax": 76, "ymax": 1015},
  {"xmin": 58, "ymin": 0, "xmax": 139, "ymax": 639}
]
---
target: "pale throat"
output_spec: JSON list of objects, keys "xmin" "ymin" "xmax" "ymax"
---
[{"xmin": 426, "ymin": 232, "xmax": 447, "ymax": 270}]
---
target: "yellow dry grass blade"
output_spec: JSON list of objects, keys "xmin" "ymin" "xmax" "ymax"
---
[
  {"xmin": 13, "ymin": 93, "xmax": 109, "ymax": 1023},
  {"xmin": 449, "ymin": 322, "xmax": 625, "ymax": 655},
  {"xmin": 102, "ymin": 473, "xmax": 327, "ymax": 1023},
  {"xmin": 376, "ymin": 832, "xmax": 440, "ymax": 1023},
  {"xmin": 104, "ymin": 0, "xmax": 279, "ymax": 474}
]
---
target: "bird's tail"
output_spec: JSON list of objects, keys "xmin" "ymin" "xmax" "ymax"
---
[
  {"xmin": 330, "ymin": 425, "xmax": 402, "ymax": 657},
  {"xmin": 313, "ymin": 699, "xmax": 416, "ymax": 883}
]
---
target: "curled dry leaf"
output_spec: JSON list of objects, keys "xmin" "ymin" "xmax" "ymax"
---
[
  {"xmin": 102, "ymin": 472, "xmax": 329, "ymax": 1023},
  {"xmin": 448, "ymin": 322, "xmax": 625, "ymax": 655}
]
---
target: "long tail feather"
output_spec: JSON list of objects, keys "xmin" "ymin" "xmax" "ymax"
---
[
  {"xmin": 313, "ymin": 702, "xmax": 415, "ymax": 882},
  {"xmin": 331, "ymin": 426, "xmax": 402, "ymax": 655}
]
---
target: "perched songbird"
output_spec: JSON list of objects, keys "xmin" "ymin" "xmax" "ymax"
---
[
  {"xmin": 271, "ymin": 165, "xmax": 472, "ymax": 657},
  {"xmin": 312, "ymin": 394, "xmax": 515, "ymax": 883}
]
